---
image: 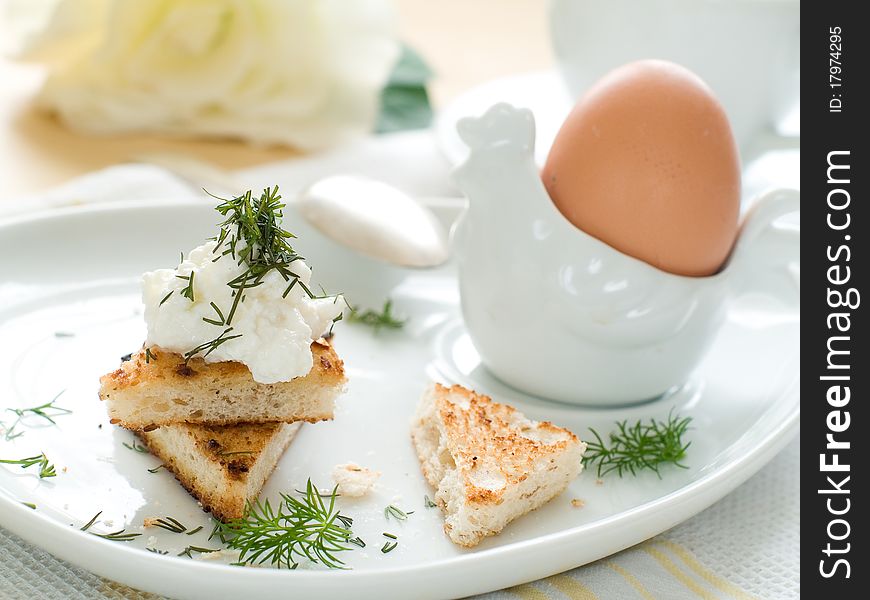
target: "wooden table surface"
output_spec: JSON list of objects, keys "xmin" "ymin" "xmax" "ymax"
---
[{"xmin": 0, "ymin": 0, "xmax": 552, "ymax": 199}]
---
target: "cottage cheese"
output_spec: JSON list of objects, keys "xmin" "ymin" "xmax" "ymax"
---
[{"xmin": 142, "ymin": 241, "xmax": 342, "ymax": 383}]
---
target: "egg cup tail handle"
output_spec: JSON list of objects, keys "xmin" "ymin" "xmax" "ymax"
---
[{"xmin": 728, "ymin": 188, "xmax": 800, "ymax": 308}]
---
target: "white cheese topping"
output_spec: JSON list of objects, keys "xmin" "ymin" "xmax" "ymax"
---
[{"xmin": 142, "ymin": 241, "xmax": 342, "ymax": 383}]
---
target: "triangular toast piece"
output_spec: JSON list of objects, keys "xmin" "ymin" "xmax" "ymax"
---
[
  {"xmin": 139, "ymin": 421, "xmax": 302, "ymax": 522},
  {"xmin": 411, "ymin": 383, "xmax": 586, "ymax": 547},
  {"xmin": 99, "ymin": 339, "xmax": 345, "ymax": 430}
]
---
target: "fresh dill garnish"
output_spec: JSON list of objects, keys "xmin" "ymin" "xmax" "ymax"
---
[
  {"xmin": 80, "ymin": 511, "xmax": 102, "ymax": 531},
  {"xmin": 150, "ymin": 517, "xmax": 188, "ymax": 534},
  {"xmin": 145, "ymin": 347, "xmax": 157, "ymax": 363},
  {"xmin": 218, "ymin": 479, "xmax": 354, "ymax": 569},
  {"xmin": 0, "ymin": 421, "xmax": 23, "ymax": 441},
  {"xmin": 183, "ymin": 328, "xmax": 242, "ymax": 364},
  {"xmin": 384, "ymin": 504, "xmax": 413, "ymax": 521},
  {"xmin": 3, "ymin": 391, "xmax": 71, "ymax": 440},
  {"xmin": 336, "ymin": 514, "xmax": 353, "ymax": 529},
  {"xmin": 148, "ymin": 464, "xmax": 166, "ymax": 474},
  {"xmin": 424, "ymin": 495, "xmax": 437, "ymax": 508},
  {"xmin": 348, "ymin": 300, "xmax": 405, "ymax": 332},
  {"xmin": 159, "ymin": 291, "xmax": 173, "ymax": 306},
  {"xmin": 146, "ymin": 548, "xmax": 169, "ymax": 555},
  {"xmin": 80, "ymin": 511, "xmax": 141, "ymax": 542},
  {"xmin": 0, "ymin": 453, "xmax": 56, "ymax": 478},
  {"xmin": 177, "ymin": 271, "xmax": 196, "ymax": 302},
  {"xmin": 347, "ymin": 537, "xmax": 366, "ymax": 548},
  {"xmin": 381, "ymin": 541, "xmax": 398, "ymax": 554},
  {"xmin": 122, "ymin": 441, "xmax": 149, "ymax": 454},
  {"xmin": 178, "ymin": 545, "xmax": 220, "ymax": 558},
  {"xmin": 94, "ymin": 529, "xmax": 141, "ymax": 542},
  {"xmin": 208, "ymin": 518, "xmax": 229, "ymax": 544},
  {"xmin": 202, "ymin": 302, "xmax": 226, "ymax": 326},
  {"xmin": 22, "ymin": 502, "xmax": 36, "ymax": 510},
  {"xmin": 583, "ymin": 411, "xmax": 693, "ymax": 478},
  {"xmin": 187, "ymin": 525, "xmax": 204, "ymax": 536},
  {"xmin": 54, "ymin": 331, "xmax": 75, "ymax": 338},
  {"xmin": 382, "ymin": 532, "xmax": 397, "ymax": 540}
]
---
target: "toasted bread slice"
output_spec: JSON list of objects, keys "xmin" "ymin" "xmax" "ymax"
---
[
  {"xmin": 139, "ymin": 421, "xmax": 302, "ymax": 521},
  {"xmin": 99, "ymin": 339, "xmax": 345, "ymax": 429},
  {"xmin": 411, "ymin": 383, "xmax": 586, "ymax": 547}
]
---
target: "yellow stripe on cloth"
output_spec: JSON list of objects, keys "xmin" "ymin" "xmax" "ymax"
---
[
  {"xmin": 546, "ymin": 574, "xmax": 599, "ymax": 599},
  {"xmin": 654, "ymin": 540, "xmax": 759, "ymax": 600},
  {"xmin": 505, "ymin": 583, "xmax": 552, "ymax": 600},
  {"xmin": 606, "ymin": 562, "xmax": 657, "ymax": 600},
  {"xmin": 642, "ymin": 545, "xmax": 719, "ymax": 600}
]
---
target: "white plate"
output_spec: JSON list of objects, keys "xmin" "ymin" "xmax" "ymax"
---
[{"xmin": 0, "ymin": 201, "xmax": 799, "ymax": 600}]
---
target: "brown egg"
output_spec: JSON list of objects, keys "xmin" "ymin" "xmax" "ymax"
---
[{"xmin": 542, "ymin": 60, "xmax": 740, "ymax": 277}]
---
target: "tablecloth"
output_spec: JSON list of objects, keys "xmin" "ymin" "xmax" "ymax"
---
[{"xmin": 0, "ymin": 132, "xmax": 799, "ymax": 599}]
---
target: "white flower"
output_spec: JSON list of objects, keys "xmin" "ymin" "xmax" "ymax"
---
[{"xmin": 16, "ymin": 0, "xmax": 400, "ymax": 149}]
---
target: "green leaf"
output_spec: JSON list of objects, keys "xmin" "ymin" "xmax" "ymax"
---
[{"xmin": 376, "ymin": 44, "xmax": 433, "ymax": 134}]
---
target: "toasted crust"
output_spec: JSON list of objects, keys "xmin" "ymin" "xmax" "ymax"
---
[
  {"xmin": 411, "ymin": 383, "xmax": 586, "ymax": 547},
  {"xmin": 99, "ymin": 339, "xmax": 345, "ymax": 429},
  {"xmin": 139, "ymin": 421, "xmax": 301, "ymax": 521}
]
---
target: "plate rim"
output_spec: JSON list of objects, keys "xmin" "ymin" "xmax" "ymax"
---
[{"xmin": 0, "ymin": 200, "xmax": 800, "ymax": 599}]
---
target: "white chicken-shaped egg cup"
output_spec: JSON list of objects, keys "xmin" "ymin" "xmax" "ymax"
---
[{"xmin": 452, "ymin": 103, "xmax": 799, "ymax": 405}]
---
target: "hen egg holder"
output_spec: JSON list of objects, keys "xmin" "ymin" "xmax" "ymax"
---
[{"xmin": 452, "ymin": 103, "xmax": 799, "ymax": 405}]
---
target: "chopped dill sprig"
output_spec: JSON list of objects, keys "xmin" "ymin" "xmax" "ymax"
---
[
  {"xmin": 381, "ymin": 541, "xmax": 398, "ymax": 554},
  {"xmin": 178, "ymin": 545, "xmax": 219, "ymax": 558},
  {"xmin": 218, "ymin": 479, "xmax": 354, "ymax": 569},
  {"xmin": 183, "ymin": 328, "xmax": 242, "ymax": 364},
  {"xmin": 202, "ymin": 302, "xmax": 227, "ymax": 326},
  {"xmin": 149, "ymin": 516, "xmax": 188, "ymax": 534},
  {"xmin": 3, "ymin": 391, "xmax": 71, "ymax": 440},
  {"xmin": 80, "ymin": 511, "xmax": 102, "ymax": 531},
  {"xmin": 384, "ymin": 504, "xmax": 413, "ymax": 522},
  {"xmin": 148, "ymin": 464, "xmax": 166, "ymax": 474},
  {"xmin": 80, "ymin": 511, "xmax": 141, "ymax": 542},
  {"xmin": 177, "ymin": 271, "xmax": 196, "ymax": 302},
  {"xmin": 347, "ymin": 537, "xmax": 366, "ymax": 548},
  {"xmin": 146, "ymin": 547, "xmax": 169, "ymax": 555},
  {"xmin": 54, "ymin": 331, "xmax": 75, "ymax": 338},
  {"xmin": 0, "ymin": 453, "xmax": 56, "ymax": 478},
  {"xmin": 582, "ymin": 411, "xmax": 693, "ymax": 478},
  {"xmin": 145, "ymin": 348, "xmax": 157, "ymax": 363},
  {"xmin": 0, "ymin": 421, "xmax": 23, "ymax": 441},
  {"xmin": 187, "ymin": 525, "xmax": 204, "ymax": 536},
  {"xmin": 382, "ymin": 532, "xmax": 397, "ymax": 540},
  {"xmin": 208, "ymin": 519, "xmax": 229, "ymax": 544},
  {"xmin": 22, "ymin": 502, "xmax": 36, "ymax": 510},
  {"xmin": 424, "ymin": 495, "xmax": 437, "ymax": 508},
  {"xmin": 348, "ymin": 300, "xmax": 405, "ymax": 332},
  {"xmin": 122, "ymin": 441, "xmax": 149, "ymax": 454},
  {"xmin": 159, "ymin": 291, "xmax": 173, "ymax": 306}
]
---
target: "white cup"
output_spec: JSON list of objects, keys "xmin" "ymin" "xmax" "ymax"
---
[{"xmin": 549, "ymin": 0, "xmax": 800, "ymax": 150}]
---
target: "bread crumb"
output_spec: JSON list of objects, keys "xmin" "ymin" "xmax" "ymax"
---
[
  {"xmin": 143, "ymin": 517, "xmax": 160, "ymax": 528},
  {"xmin": 571, "ymin": 498, "xmax": 585, "ymax": 508},
  {"xmin": 332, "ymin": 463, "xmax": 380, "ymax": 497},
  {"xmin": 595, "ymin": 479, "xmax": 604, "ymax": 486}
]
